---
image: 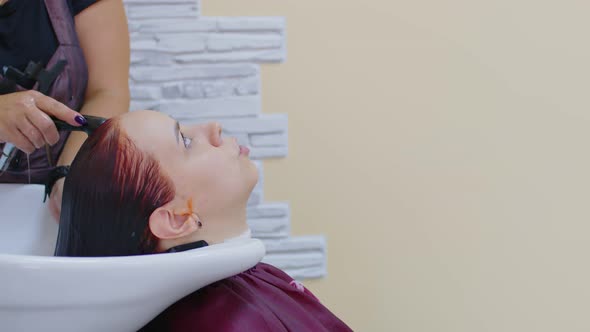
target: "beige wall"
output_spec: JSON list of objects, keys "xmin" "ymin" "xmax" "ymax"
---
[{"xmin": 206, "ymin": 1, "xmax": 590, "ymax": 331}]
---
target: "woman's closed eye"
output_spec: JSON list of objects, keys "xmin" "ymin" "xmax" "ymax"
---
[{"xmin": 180, "ymin": 132, "xmax": 192, "ymax": 149}]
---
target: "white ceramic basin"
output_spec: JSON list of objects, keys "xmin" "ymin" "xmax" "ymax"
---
[{"xmin": 0, "ymin": 184, "xmax": 265, "ymax": 332}]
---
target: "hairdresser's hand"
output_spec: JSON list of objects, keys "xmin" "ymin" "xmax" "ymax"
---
[
  {"xmin": 48, "ymin": 178, "xmax": 64, "ymax": 222},
  {"xmin": 0, "ymin": 91, "xmax": 86, "ymax": 154}
]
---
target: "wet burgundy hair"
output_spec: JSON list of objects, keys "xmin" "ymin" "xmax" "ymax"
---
[{"xmin": 54, "ymin": 118, "xmax": 175, "ymax": 257}]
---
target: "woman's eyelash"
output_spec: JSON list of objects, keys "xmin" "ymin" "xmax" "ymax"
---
[{"xmin": 180, "ymin": 132, "xmax": 192, "ymax": 148}]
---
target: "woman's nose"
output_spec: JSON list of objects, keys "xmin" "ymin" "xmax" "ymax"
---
[
  {"xmin": 206, "ymin": 122, "xmax": 223, "ymax": 147},
  {"xmin": 183, "ymin": 122, "xmax": 223, "ymax": 147}
]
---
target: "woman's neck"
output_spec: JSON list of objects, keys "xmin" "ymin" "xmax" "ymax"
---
[
  {"xmin": 224, "ymin": 228, "xmax": 252, "ymax": 242},
  {"xmin": 203, "ymin": 208, "xmax": 249, "ymax": 244}
]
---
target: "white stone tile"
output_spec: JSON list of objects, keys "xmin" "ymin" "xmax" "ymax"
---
[
  {"xmin": 130, "ymin": 64, "xmax": 258, "ymax": 82},
  {"xmin": 161, "ymin": 82, "xmax": 184, "ymax": 99},
  {"xmin": 235, "ymin": 77, "xmax": 260, "ymax": 96},
  {"xmin": 201, "ymin": 80, "xmax": 234, "ymax": 98},
  {"xmin": 183, "ymin": 83, "xmax": 205, "ymax": 98},
  {"xmin": 216, "ymin": 17, "xmax": 286, "ymax": 32},
  {"xmin": 156, "ymin": 33, "xmax": 207, "ymax": 53},
  {"xmin": 262, "ymin": 252, "xmax": 325, "ymax": 270},
  {"xmin": 130, "ymin": 86, "xmax": 161, "ymax": 100},
  {"xmin": 128, "ymin": 51, "xmax": 175, "ymax": 66},
  {"xmin": 217, "ymin": 114, "xmax": 288, "ymax": 134},
  {"xmin": 262, "ymin": 235, "xmax": 326, "ymax": 254},
  {"xmin": 130, "ymin": 38, "xmax": 157, "ymax": 51},
  {"xmin": 250, "ymin": 146, "xmax": 288, "ymax": 159},
  {"xmin": 247, "ymin": 202, "xmax": 289, "ymax": 219},
  {"xmin": 250, "ymin": 132, "xmax": 288, "ymax": 147},
  {"xmin": 247, "ymin": 190, "xmax": 263, "ymax": 206},
  {"xmin": 207, "ymin": 33, "xmax": 283, "ymax": 52},
  {"xmin": 175, "ymin": 49, "xmax": 285, "ymax": 64},
  {"xmin": 248, "ymin": 217, "xmax": 290, "ymax": 238},
  {"xmin": 132, "ymin": 18, "xmax": 217, "ymax": 33},
  {"xmin": 159, "ymin": 96, "xmax": 260, "ymax": 120},
  {"xmin": 126, "ymin": 4, "xmax": 199, "ymax": 20}
]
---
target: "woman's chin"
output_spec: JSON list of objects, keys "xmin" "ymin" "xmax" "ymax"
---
[{"xmin": 245, "ymin": 160, "xmax": 260, "ymax": 185}]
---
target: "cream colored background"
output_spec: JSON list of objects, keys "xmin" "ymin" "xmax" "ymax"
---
[{"xmin": 206, "ymin": 1, "xmax": 590, "ymax": 331}]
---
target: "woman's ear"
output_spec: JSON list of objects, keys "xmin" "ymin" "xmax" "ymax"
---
[{"xmin": 149, "ymin": 205, "xmax": 199, "ymax": 240}]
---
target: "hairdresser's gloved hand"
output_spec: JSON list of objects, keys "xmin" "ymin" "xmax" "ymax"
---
[
  {"xmin": 0, "ymin": 90, "xmax": 86, "ymax": 154},
  {"xmin": 48, "ymin": 178, "xmax": 64, "ymax": 222}
]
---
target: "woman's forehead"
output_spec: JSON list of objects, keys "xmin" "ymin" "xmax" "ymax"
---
[
  {"xmin": 120, "ymin": 111, "xmax": 175, "ymax": 148},
  {"xmin": 121, "ymin": 111, "xmax": 173, "ymax": 131},
  {"xmin": 120, "ymin": 110, "xmax": 169, "ymax": 123}
]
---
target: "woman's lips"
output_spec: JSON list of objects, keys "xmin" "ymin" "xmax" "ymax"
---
[{"xmin": 239, "ymin": 145, "xmax": 250, "ymax": 156}]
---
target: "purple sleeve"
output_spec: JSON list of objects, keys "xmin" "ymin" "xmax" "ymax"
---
[{"xmin": 72, "ymin": 0, "xmax": 98, "ymax": 15}]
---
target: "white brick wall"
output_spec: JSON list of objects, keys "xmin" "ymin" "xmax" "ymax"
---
[{"xmin": 125, "ymin": 0, "xmax": 325, "ymax": 280}]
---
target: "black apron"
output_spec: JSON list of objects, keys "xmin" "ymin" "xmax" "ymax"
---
[{"xmin": 0, "ymin": 0, "xmax": 88, "ymax": 184}]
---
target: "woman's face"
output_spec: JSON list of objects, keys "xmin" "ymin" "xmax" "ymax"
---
[{"xmin": 119, "ymin": 110, "xmax": 258, "ymax": 218}]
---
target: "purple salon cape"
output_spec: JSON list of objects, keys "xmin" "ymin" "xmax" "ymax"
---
[{"xmin": 140, "ymin": 262, "xmax": 353, "ymax": 331}]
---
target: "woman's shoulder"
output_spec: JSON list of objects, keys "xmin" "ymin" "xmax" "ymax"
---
[
  {"xmin": 237, "ymin": 262, "xmax": 321, "ymax": 300},
  {"xmin": 242, "ymin": 262, "xmax": 297, "ymax": 281}
]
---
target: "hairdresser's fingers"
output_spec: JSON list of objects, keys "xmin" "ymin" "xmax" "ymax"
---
[
  {"xmin": 17, "ymin": 118, "xmax": 45, "ymax": 149},
  {"xmin": 10, "ymin": 128, "xmax": 36, "ymax": 154},
  {"xmin": 32, "ymin": 92, "xmax": 86, "ymax": 126},
  {"xmin": 25, "ymin": 106, "xmax": 60, "ymax": 145}
]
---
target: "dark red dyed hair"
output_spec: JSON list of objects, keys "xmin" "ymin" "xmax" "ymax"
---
[{"xmin": 54, "ymin": 118, "xmax": 175, "ymax": 257}]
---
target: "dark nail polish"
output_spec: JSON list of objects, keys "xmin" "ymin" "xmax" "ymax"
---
[{"xmin": 75, "ymin": 115, "xmax": 87, "ymax": 125}]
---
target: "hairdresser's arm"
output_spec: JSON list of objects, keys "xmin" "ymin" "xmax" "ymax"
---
[{"xmin": 49, "ymin": 0, "xmax": 130, "ymax": 221}]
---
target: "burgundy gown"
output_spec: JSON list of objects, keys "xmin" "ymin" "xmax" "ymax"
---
[{"xmin": 140, "ymin": 262, "xmax": 353, "ymax": 331}]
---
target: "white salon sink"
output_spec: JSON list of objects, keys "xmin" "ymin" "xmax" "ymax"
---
[{"xmin": 0, "ymin": 184, "xmax": 265, "ymax": 332}]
